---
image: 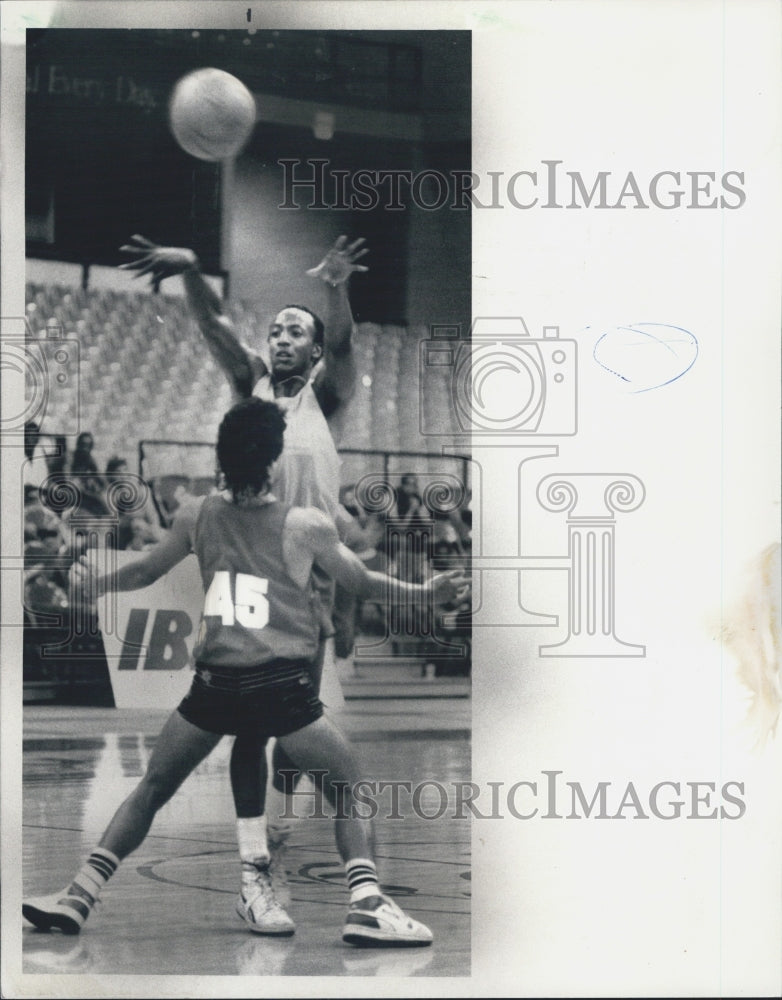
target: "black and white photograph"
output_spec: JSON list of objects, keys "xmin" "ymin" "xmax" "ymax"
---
[
  {"xmin": 2, "ymin": 1, "xmax": 781, "ymax": 997},
  {"xmin": 14, "ymin": 15, "xmax": 473, "ymax": 984}
]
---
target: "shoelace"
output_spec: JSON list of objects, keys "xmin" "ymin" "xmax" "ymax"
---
[{"xmin": 245, "ymin": 875, "xmax": 288, "ymax": 914}]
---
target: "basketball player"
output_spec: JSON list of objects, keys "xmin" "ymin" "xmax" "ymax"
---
[
  {"xmin": 119, "ymin": 232, "xmax": 364, "ymax": 926},
  {"xmin": 23, "ymin": 398, "xmax": 468, "ymax": 945}
]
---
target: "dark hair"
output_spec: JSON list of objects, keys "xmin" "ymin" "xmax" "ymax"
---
[
  {"xmin": 279, "ymin": 304, "xmax": 324, "ymax": 348},
  {"xmin": 24, "ymin": 422, "xmax": 40, "ymax": 459},
  {"xmin": 106, "ymin": 456, "xmax": 128, "ymax": 476},
  {"xmin": 217, "ymin": 398, "xmax": 286, "ymax": 500}
]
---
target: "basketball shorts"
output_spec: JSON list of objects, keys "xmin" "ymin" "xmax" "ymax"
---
[{"xmin": 177, "ymin": 658, "xmax": 324, "ymax": 739}]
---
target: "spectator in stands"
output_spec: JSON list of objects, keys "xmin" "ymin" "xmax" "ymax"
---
[
  {"xmin": 70, "ymin": 432, "xmax": 100, "ymax": 478},
  {"xmin": 331, "ymin": 484, "xmax": 386, "ymax": 665},
  {"xmin": 24, "ymin": 484, "xmax": 68, "ymax": 555},
  {"xmin": 60, "ymin": 431, "xmax": 113, "ymax": 526},
  {"xmin": 46, "ymin": 435, "xmax": 69, "ymax": 476},
  {"xmin": 432, "ymin": 510, "xmax": 464, "ymax": 559},
  {"xmin": 104, "ymin": 456, "xmax": 165, "ymax": 550},
  {"xmin": 23, "ymin": 484, "xmax": 71, "ymax": 620},
  {"xmin": 23, "ymin": 421, "xmax": 50, "ymax": 491},
  {"xmin": 385, "ymin": 473, "xmax": 428, "ymax": 583},
  {"xmin": 394, "ymin": 473, "xmax": 424, "ymax": 522},
  {"xmin": 24, "ymin": 554, "xmax": 70, "ymax": 622},
  {"xmin": 39, "ymin": 434, "xmax": 70, "ymax": 512},
  {"xmin": 335, "ymin": 483, "xmax": 394, "ymax": 642},
  {"xmin": 424, "ymin": 493, "xmax": 471, "ymax": 679}
]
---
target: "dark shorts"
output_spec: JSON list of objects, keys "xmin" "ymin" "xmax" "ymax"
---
[{"xmin": 177, "ymin": 658, "xmax": 324, "ymax": 739}]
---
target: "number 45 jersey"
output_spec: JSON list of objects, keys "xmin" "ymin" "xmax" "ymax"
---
[{"xmin": 190, "ymin": 494, "xmax": 320, "ymax": 668}]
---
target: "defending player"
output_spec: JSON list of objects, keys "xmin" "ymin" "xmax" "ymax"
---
[
  {"xmin": 119, "ymin": 232, "xmax": 364, "ymax": 927},
  {"xmin": 23, "ymin": 398, "xmax": 468, "ymax": 946}
]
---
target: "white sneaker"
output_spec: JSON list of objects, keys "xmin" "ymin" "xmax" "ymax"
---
[
  {"xmin": 236, "ymin": 866, "xmax": 295, "ymax": 936},
  {"xmin": 342, "ymin": 893, "xmax": 433, "ymax": 947},
  {"xmin": 23, "ymin": 887, "xmax": 94, "ymax": 935}
]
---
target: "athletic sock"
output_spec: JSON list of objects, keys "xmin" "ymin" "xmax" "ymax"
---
[
  {"xmin": 237, "ymin": 816, "xmax": 270, "ymax": 879},
  {"xmin": 345, "ymin": 858, "xmax": 380, "ymax": 904},
  {"xmin": 66, "ymin": 848, "xmax": 120, "ymax": 914}
]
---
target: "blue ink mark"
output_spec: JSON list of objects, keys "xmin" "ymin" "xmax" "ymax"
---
[{"xmin": 592, "ymin": 323, "xmax": 698, "ymax": 392}]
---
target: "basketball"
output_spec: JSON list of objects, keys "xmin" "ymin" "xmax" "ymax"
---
[{"xmin": 169, "ymin": 68, "xmax": 256, "ymax": 161}]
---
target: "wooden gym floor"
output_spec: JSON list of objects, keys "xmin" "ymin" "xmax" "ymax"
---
[{"xmin": 21, "ymin": 699, "xmax": 470, "ymax": 983}]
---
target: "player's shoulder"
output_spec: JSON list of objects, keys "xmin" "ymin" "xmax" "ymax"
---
[
  {"xmin": 285, "ymin": 506, "xmax": 337, "ymax": 547},
  {"xmin": 173, "ymin": 493, "xmax": 208, "ymax": 529}
]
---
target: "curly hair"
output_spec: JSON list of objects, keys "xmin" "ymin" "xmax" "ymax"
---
[{"xmin": 216, "ymin": 398, "xmax": 287, "ymax": 501}]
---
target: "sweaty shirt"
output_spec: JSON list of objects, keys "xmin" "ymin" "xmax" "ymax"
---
[{"xmin": 189, "ymin": 494, "xmax": 320, "ymax": 668}]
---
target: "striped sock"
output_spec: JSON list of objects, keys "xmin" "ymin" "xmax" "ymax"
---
[
  {"xmin": 345, "ymin": 857, "xmax": 380, "ymax": 904},
  {"xmin": 64, "ymin": 848, "xmax": 120, "ymax": 919}
]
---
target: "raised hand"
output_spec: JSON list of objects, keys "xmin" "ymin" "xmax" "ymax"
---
[
  {"xmin": 427, "ymin": 569, "xmax": 472, "ymax": 606},
  {"xmin": 118, "ymin": 234, "xmax": 199, "ymax": 284},
  {"xmin": 306, "ymin": 235, "xmax": 369, "ymax": 287}
]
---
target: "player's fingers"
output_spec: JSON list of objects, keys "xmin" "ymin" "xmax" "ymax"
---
[
  {"xmin": 118, "ymin": 246, "xmax": 150, "ymax": 259},
  {"xmin": 129, "ymin": 234, "xmax": 156, "ymax": 247},
  {"xmin": 352, "ymin": 265, "xmax": 369, "ymax": 273},
  {"xmin": 346, "ymin": 237, "xmax": 366, "ymax": 254},
  {"xmin": 333, "ymin": 235, "xmax": 348, "ymax": 251},
  {"xmin": 133, "ymin": 261, "xmax": 159, "ymax": 278},
  {"xmin": 305, "ymin": 264, "xmax": 323, "ymax": 277}
]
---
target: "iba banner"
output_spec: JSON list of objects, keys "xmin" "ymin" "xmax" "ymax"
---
[{"xmin": 96, "ymin": 551, "xmax": 203, "ymax": 710}]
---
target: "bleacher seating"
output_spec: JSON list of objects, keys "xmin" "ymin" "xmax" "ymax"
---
[
  {"xmin": 22, "ymin": 277, "xmax": 472, "ymax": 701},
  {"xmin": 24, "ymin": 281, "xmax": 460, "ymax": 470}
]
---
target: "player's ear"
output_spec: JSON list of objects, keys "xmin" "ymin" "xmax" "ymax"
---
[{"xmin": 311, "ymin": 341, "xmax": 323, "ymax": 362}]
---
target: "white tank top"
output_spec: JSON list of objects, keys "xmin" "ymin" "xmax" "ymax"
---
[{"xmin": 252, "ymin": 373, "xmax": 341, "ymax": 519}]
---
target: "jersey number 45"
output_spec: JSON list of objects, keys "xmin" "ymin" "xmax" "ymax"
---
[{"xmin": 203, "ymin": 571, "xmax": 269, "ymax": 628}]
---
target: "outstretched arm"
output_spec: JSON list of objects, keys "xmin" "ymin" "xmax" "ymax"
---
[
  {"xmin": 308, "ymin": 236, "xmax": 368, "ymax": 413},
  {"xmin": 119, "ymin": 235, "xmax": 266, "ymax": 400},
  {"xmin": 70, "ymin": 501, "xmax": 197, "ymax": 598},
  {"xmin": 285, "ymin": 508, "xmax": 469, "ymax": 605}
]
